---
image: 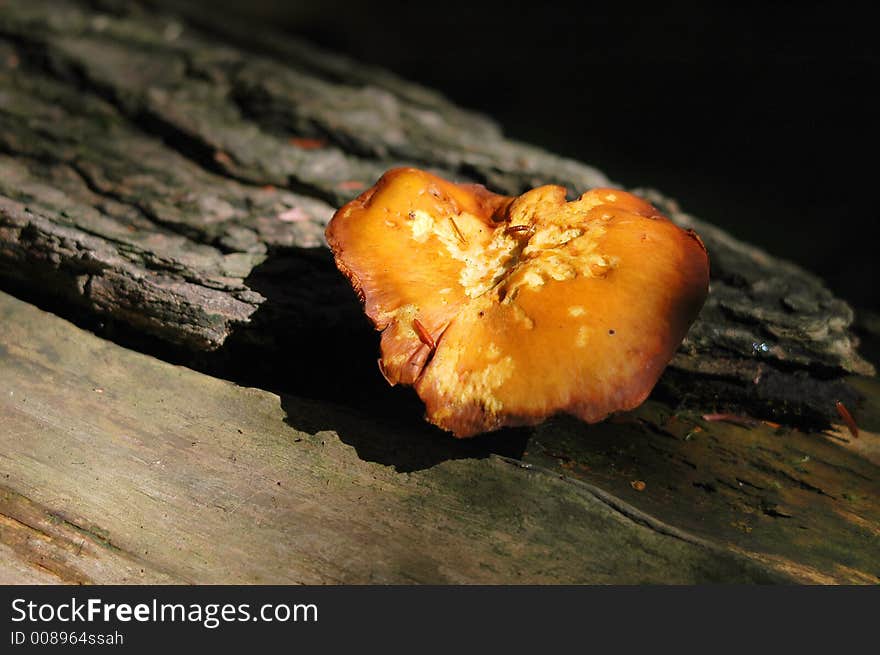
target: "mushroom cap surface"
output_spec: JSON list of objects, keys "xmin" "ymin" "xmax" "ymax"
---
[{"xmin": 326, "ymin": 168, "xmax": 709, "ymax": 437}]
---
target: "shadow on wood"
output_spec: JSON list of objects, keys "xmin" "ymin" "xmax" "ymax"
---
[{"xmin": 219, "ymin": 249, "xmax": 533, "ymax": 472}]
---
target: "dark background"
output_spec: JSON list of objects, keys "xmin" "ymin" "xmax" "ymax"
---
[{"xmin": 202, "ymin": 0, "xmax": 878, "ymax": 310}]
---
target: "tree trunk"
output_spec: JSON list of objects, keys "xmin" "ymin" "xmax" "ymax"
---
[{"xmin": 0, "ymin": 0, "xmax": 877, "ymax": 583}]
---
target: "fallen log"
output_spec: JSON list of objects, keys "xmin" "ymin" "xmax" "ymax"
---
[
  {"xmin": 1, "ymin": 0, "xmax": 877, "ymax": 584},
  {"xmin": 0, "ymin": 0, "xmax": 872, "ymax": 428}
]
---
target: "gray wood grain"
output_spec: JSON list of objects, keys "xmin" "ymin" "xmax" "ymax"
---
[{"xmin": 1, "ymin": 291, "xmax": 791, "ymax": 584}]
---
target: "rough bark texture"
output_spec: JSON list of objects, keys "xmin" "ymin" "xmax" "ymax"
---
[
  {"xmin": 0, "ymin": 0, "xmax": 872, "ymax": 427},
  {"xmin": 1, "ymin": 0, "xmax": 878, "ymax": 584}
]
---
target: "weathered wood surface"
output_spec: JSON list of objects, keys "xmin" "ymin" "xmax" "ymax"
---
[
  {"xmin": 0, "ymin": 0, "xmax": 872, "ymax": 428},
  {"xmin": 0, "ymin": 0, "xmax": 878, "ymax": 584},
  {"xmin": 0, "ymin": 291, "xmax": 795, "ymax": 584},
  {"xmin": 1, "ymin": 291, "xmax": 877, "ymax": 583}
]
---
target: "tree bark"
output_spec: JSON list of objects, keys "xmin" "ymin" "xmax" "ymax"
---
[
  {"xmin": 1, "ymin": 0, "xmax": 878, "ymax": 585},
  {"xmin": 0, "ymin": 0, "xmax": 872, "ymax": 427}
]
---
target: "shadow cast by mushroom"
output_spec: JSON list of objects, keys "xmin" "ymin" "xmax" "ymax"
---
[
  {"xmin": 279, "ymin": 392, "xmax": 531, "ymax": 473},
  {"xmin": 216, "ymin": 247, "xmax": 530, "ymax": 472}
]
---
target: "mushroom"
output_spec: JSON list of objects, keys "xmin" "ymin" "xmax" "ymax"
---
[{"xmin": 326, "ymin": 168, "xmax": 709, "ymax": 437}]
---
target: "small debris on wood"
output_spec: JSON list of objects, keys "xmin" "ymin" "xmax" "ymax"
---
[
  {"xmin": 213, "ymin": 151, "xmax": 232, "ymax": 166},
  {"xmin": 835, "ymin": 401, "xmax": 859, "ymax": 438},
  {"xmin": 277, "ymin": 207, "xmax": 310, "ymax": 223},
  {"xmin": 702, "ymin": 413, "xmax": 760, "ymax": 428},
  {"xmin": 289, "ymin": 137, "xmax": 327, "ymax": 150},
  {"xmin": 338, "ymin": 180, "xmax": 366, "ymax": 191}
]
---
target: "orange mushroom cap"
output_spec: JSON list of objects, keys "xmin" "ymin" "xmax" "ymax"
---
[{"xmin": 326, "ymin": 168, "xmax": 709, "ymax": 437}]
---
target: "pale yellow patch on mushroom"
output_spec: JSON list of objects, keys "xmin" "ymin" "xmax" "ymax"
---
[
  {"xmin": 508, "ymin": 302, "xmax": 535, "ymax": 330},
  {"xmin": 429, "ymin": 347, "xmax": 516, "ymax": 418},
  {"xmin": 521, "ymin": 269, "xmax": 545, "ymax": 289},
  {"xmin": 377, "ymin": 303, "xmax": 419, "ymax": 335},
  {"xmin": 524, "ymin": 225, "xmax": 583, "ymax": 252},
  {"xmin": 410, "ymin": 209, "xmax": 435, "ymax": 242}
]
